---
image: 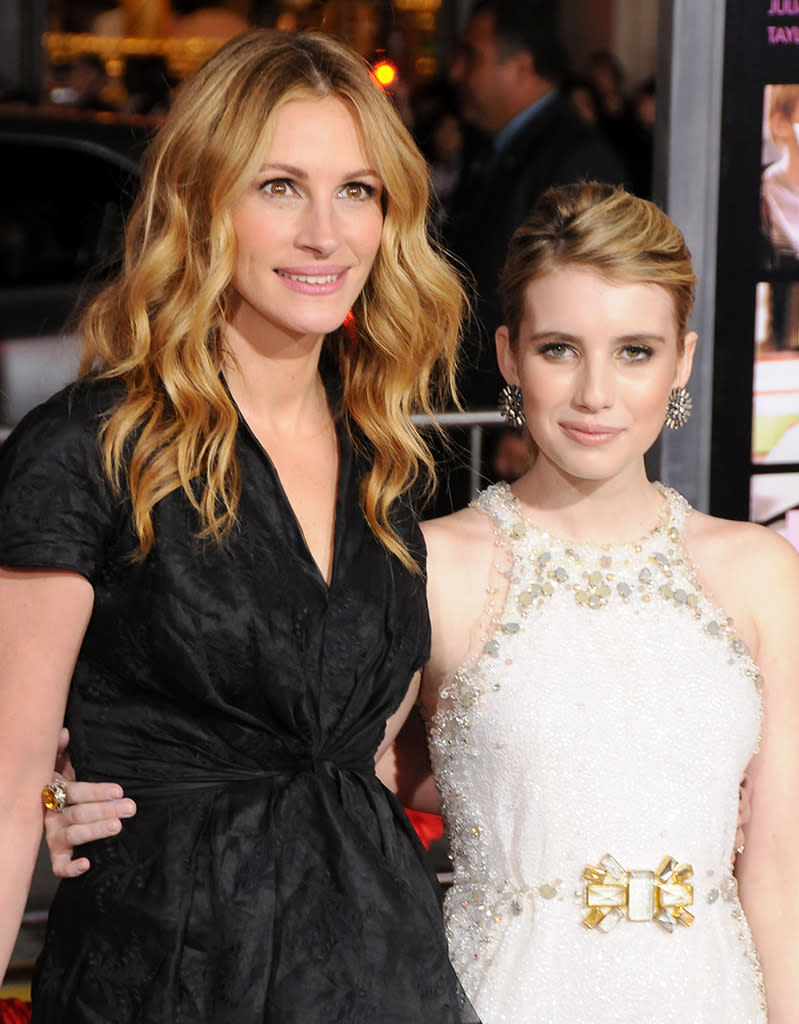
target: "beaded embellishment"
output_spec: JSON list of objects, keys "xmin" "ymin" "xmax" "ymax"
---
[{"xmin": 472, "ymin": 482, "xmax": 765, "ymax": 696}]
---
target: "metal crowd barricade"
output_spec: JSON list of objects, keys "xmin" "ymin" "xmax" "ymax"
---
[
  {"xmin": 411, "ymin": 409, "xmax": 505, "ymax": 498},
  {"xmin": 0, "ymin": 412, "xmax": 507, "ymax": 499}
]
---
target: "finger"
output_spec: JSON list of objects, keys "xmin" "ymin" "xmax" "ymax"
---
[
  {"xmin": 45, "ymin": 798, "xmax": 136, "ymax": 833},
  {"xmin": 59, "ymin": 816, "xmax": 125, "ymax": 848},
  {"xmin": 46, "ymin": 806, "xmax": 134, "ymax": 877},
  {"xmin": 51, "ymin": 853, "xmax": 91, "ymax": 879},
  {"xmin": 60, "ymin": 781, "xmax": 128, "ymax": 806}
]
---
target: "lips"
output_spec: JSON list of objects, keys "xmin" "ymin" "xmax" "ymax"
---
[
  {"xmin": 274, "ymin": 266, "xmax": 349, "ymax": 295},
  {"xmin": 559, "ymin": 421, "xmax": 624, "ymax": 445}
]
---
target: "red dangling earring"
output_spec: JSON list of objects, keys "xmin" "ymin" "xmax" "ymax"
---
[{"xmin": 342, "ymin": 309, "xmax": 357, "ymax": 350}]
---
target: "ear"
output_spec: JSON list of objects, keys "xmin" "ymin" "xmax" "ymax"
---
[
  {"xmin": 495, "ymin": 325, "xmax": 519, "ymax": 386},
  {"xmin": 675, "ymin": 331, "xmax": 697, "ymax": 388}
]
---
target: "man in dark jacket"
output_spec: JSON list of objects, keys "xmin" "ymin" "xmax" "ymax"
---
[{"xmin": 446, "ymin": 0, "xmax": 628, "ymax": 410}]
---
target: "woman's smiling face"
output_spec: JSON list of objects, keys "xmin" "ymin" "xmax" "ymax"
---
[{"xmin": 227, "ymin": 94, "xmax": 384, "ymax": 347}]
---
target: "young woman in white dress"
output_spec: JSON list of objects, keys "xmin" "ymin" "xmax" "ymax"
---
[
  {"xmin": 418, "ymin": 183, "xmax": 799, "ymax": 1022},
  {"xmin": 43, "ymin": 184, "xmax": 799, "ymax": 1022}
]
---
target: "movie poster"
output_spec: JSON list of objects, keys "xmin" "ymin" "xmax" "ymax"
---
[{"xmin": 713, "ymin": 0, "xmax": 799, "ymax": 549}]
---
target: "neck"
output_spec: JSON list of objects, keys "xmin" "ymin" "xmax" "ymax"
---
[
  {"xmin": 222, "ymin": 323, "xmax": 331, "ymax": 438},
  {"xmin": 512, "ymin": 459, "xmax": 664, "ymax": 544},
  {"xmin": 494, "ymin": 81, "xmax": 553, "ymax": 135}
]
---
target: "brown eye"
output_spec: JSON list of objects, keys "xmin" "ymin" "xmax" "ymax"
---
[
  {"xmin": 341, "ymin": 182, "xmax": 376, "ymax": 200},
  {"xmin": 261, "ymin": 179, "xmax": 290, "ymax": 196}
]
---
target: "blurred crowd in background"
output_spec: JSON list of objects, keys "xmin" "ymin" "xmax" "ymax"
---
[{"xmin": 1, "ymin": 3, "xmax": 658, "ymax": 208}]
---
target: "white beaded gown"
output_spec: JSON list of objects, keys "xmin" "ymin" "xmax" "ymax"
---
[{"xmin": 427, "ymin": 483, "xmax": 767, "ymax": 1024}]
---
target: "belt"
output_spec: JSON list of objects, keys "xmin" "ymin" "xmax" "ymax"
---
[
  {"xmin": 449, "ymin": 855, "xmax": 738, "ymax": 935},
  {"xmin": 582, "ymin": 853, "xmax": 694, "ymax": 933}
]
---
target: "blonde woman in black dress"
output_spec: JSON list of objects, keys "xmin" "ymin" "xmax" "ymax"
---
[{"xmin": 0, "ymin": 31, "xmax": 477, "ymax": 1024}]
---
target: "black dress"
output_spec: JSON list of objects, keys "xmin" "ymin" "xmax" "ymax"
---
[{"xmin": 0, "ymin": 379, "xmax": 478, "ymax": 1024}]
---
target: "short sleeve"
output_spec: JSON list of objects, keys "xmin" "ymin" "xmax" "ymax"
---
[{"xmin": 0, "ymin": 382, "xmax": 119, "ymax": 582}]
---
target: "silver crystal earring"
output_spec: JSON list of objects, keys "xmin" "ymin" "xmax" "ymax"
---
[
  {"xmin": 498, "ymin": 384, "xmax": 526, "ymax": 427},
  {"xmin": 664, "ymin": 386, "xmax": 692, "ymax": 430}
]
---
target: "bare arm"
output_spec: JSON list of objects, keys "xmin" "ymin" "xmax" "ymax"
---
[
  {"xmin": 419, "ymin": 509, "xmax": 497, "ymax": 714},
  {"xmin": 0, "ymin": 567, "xmax": 93, "ymax": 975},
  {"xmin": 376, "ymin": 507, "xmax": 496, "ymax": 814},
  {"xmin": 375, "ymin": 701, "xmax": 440, "ymax": 813},
  {"xmin": 733, "ymin": 532, "xmax": 799, "ymax": 1023},
  {"xmin": 380, "ymin": 510, "xmax": 499, "ymax": 814}
]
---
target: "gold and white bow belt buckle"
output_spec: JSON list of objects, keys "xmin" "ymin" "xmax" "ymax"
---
[{"xmin": 582, "ymin": 854, "xmax": 694, "ymax": 933}]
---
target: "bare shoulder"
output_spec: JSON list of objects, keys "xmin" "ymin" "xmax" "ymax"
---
[
  {"xmin": 422, "ymin": 504, "xmax": 497, "ymax": 620},
  {"xmin": 684, "ymin": 509, "xmax": 799, "ymax": 583},
  {"xmin": 422, "ymin": 504, "xmax": 495, "ymax": 565},
  {"xmin": 682, "ymin": 509, "xmax": 799, "ymax": 652}
]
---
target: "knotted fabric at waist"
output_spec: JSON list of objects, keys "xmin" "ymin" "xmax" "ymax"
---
[{"xmin": 86, "ymin": 751, "xmax": 376, "ymax": 797}]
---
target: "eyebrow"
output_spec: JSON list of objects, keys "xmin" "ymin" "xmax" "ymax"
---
[
  {"xmin": 528, "ymin": 330, "xmax": 668, "ymax": 345},
  {"xmin": 258, "ymin": 161, "xmax": 381, "ymax": 180}
]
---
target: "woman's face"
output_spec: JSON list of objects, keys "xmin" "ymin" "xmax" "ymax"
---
[
  {"xmin": 227, "ymin": 95, "xmax": 384, "ymax": 347},
  {"xmin": 496, "ymin": 265, "xmax": 695, "ymax": 487}
]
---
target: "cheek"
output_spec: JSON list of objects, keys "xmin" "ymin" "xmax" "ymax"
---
[
  {"xmin": 360, "ymin": 215, "xmax": 384, "ymax": 267},
  {"xmin": 627, "ymin": 371, "xmax": 675, "ymax": 417},
  {"xmin": 519, "ymin": 373, "xmax": 566, "ymax": 421},
  {"xmin": 231, "ymin": 208, "xmax": 270, "ymax": 263},
  {"xmin": 368, "ymin": 221, "xmax": 383, "ymax": 260}
]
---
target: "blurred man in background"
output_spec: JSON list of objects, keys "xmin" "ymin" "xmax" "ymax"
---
[
  {"xmin": 446, "ymin": 0, "xmax": 628, "ymax": 411},
  {"xmin": 433, "ymin": 0, "xmax": 627, "ymax": 510}
]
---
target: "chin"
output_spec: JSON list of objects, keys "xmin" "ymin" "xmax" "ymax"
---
[
  {"xmin": 284, "ymin": 310, "xmax": 352, "ymax": 338},
  {"xmin": 544, "ymin": 450, "xmax": 632, "ymax": 483}
]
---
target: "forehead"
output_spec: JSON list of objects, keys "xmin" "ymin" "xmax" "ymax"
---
[
  {"xmin": 462, "ymin": 10, "xmax": 498, "ymax": 59},
  {"xmin": 266, "ymin": 94, "xmax": 367, "ymax": 155},
  {"xmin": 521, "ymin": 266, "xmax": 678, "ymax": 334}
]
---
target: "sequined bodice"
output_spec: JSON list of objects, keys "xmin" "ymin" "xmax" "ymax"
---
[{"xmin": 427, "ymin": 483, "xmax": 766, "ymax": 1024}]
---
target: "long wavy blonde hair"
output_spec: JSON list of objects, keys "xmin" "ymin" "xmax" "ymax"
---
[{"xmin": 79, "ymin": 30, "xmax": 465, "ymax": 570}]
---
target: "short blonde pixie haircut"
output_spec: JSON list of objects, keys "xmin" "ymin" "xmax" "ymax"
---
[
  {"xmin": 498, "ymin": 182, "xmax": 696, "ymax": 352},
  {"xmin": 80, "ymin": 30, "xmax": 465, "ymax": 570}
]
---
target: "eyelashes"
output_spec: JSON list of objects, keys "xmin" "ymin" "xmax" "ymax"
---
[
  {"xmin": 257, "ymin": 179, "xmax": 379, "ymax": 201},
  {"xmin": 535, "ymin": 342, "xmax": 656, "ymax": 363},
  {"xmin": 340, "ymin": 182, "xmax": 378, "ymax": 200}
]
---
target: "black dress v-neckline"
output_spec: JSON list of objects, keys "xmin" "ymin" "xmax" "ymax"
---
[{"xmin": 223, "ymin": 372, "xmax": 349, "ymax": 592}]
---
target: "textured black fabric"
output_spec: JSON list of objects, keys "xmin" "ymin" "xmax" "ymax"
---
[{"xmin": 0, "ymin": 380, "xmax": 478, "ymax": 1023}]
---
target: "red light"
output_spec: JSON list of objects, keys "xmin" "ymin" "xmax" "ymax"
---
[{"xmin": 373, "ymin": 61, "xmax": 397, "ymax": 88}]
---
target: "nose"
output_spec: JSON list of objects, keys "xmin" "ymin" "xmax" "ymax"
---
[
  {"xmin": 295, "ymin": 199, "xmax": 339, "ymax": 258},
  {"xmin": 574, "ymin": 356, "xmax": 615, "ymax": 411}
]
